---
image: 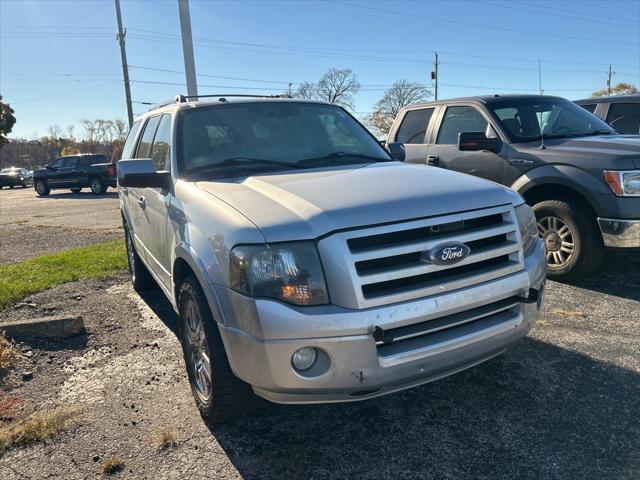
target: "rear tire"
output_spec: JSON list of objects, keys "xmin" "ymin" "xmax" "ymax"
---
[
  {"xmin": 90, "ymin": 177, "xmax": 106, "ymax": 195},
  {"xmin": 533, "ymin": 199, "xmax": 604, "ymax": 282},
  {"xmin": 123, "ymin": 222, "xmax": 154, "ymax": 291},
  {"xmin": 35, "ymin": 180, "xmax": 50, "ymax": 196},
  {"xmin": 178, "ymin": 275, "xmax": 256, "ymax": 426}
]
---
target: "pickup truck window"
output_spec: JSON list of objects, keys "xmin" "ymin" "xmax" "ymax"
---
[
  {"xmin": 179, "ymin": 103, "xmax": 388, "ymax": 177},
  {"xmin": 62, "ymin": 157, "xmax": 77, "ymax": 168},
  {"xmin": 605, "ymin": 102, "xmax": 640, "ymax": 134},
  {"xmin": 150, "ymin": 114, "xmax": 172, "ymax": 171},
  {"xmin": 580, "ymin": 104, "xmax": 597, "ymax": 114},
  {"xmin": 136, "ymin": 116, "xmax": 161, "ymax": 159},
  {"xmin": 489, "ymin": 98, "xmax": 615, "ymax": 142},
  {"xmin": 396, "ymin": 108, "xmax": 434, "ymax": 144},
  {"xmin": 436, "ymin": 106, "xmax": 488, "ymax": 145},
  {"xmin": 121, "ymin": 120, "xmax": 141, "ymax": 160}
]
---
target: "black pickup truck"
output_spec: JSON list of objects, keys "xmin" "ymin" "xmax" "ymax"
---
[
  {"xmin": 387, "ymin": 94, "xmax": 640, "ymax": 281},
  {"xmin": 33, "ymin": 154, "xmax": 117, "ymax": 196}
]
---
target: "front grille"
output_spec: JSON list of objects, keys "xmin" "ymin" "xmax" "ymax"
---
[{"xmin": 318, "ymin": 204, "xmax": 525, "ymax": 309}]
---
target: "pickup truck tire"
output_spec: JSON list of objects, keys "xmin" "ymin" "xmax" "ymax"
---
[
  {"xmin": 70, "ymin": 188, "xmax": 82, "ymax": 193},
  {"xmin": 124, "ymin": 223, "xmax": 154, "ymax": 291},
  {"xmin": 35, "ymin": 180, "xmax": 50, "ymax": 196},
  {"xmin": 90, "ymin": 177, "xmax": 106, "ymax": 195},
  {"xmin": 533, "ymin": 199, "xmax": 604, "ymax": 281},
  {"xmin": 178, "ymin": 275, "xmax": 256, "ymax": 425}
]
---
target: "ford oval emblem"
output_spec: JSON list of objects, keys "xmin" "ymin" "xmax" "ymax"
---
[{"xmin": 424, "ymin": 242, "xmax": 471, "ymax": 266}]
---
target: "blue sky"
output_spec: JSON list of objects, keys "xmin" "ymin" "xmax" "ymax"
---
[{"xmin": 1, "ymin": 0, "xmax": 639, "ymax": 138}]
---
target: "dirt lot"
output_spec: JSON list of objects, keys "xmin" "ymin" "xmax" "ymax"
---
[
  {"xmin": 0, "ymin": 189, "xmax": 638, "ymax": 479},
  {"xmin": 0, "ymin": 187, "xmax": 121, "ymax": 264}
]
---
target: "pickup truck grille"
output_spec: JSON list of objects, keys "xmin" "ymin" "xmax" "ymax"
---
[{"xmin": 318, "ymin": 205, "xmax": 524, "ymax": 309}]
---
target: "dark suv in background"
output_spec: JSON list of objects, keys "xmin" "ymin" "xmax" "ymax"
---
[
  {"xmin": 33, "ymin": 154, "xmax": 117, "ymax": 196},
  {"xmin": 386, "ymin": 94, "xmax": 640, "ymax": 281},
  {"xmin": 575, "ymin": 95, "xmax": 640, "ymax": 135}
]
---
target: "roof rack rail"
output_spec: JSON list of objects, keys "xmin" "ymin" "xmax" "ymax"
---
[{"xmin": 154, "ymin": 93, "xmax": 291, "ymax": 109}]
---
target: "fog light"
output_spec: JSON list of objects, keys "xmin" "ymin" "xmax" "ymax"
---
[{"xmin": 292, "ymin": 347, "xmax": 317, "ymax": 371}]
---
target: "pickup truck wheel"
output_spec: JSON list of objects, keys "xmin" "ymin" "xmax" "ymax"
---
[
  {"xmin": 124, "ymin": 223, "xmax": 154, "ymax": 291},
  {"xmin": 534, "ymin": 199, "xmax": 604, "ymax": 281},
  {"xmin": 70, "ymin": 188, "xmax": 82, "ymax": 193},
  {"xmin": 178, "ymin": 275, "xmax": 255, "ymax": 425},
  {"xmin": 35, "ymin": 180, "xmax": 50, "ymax": 196},
  {"xmin": 90, "ymin": 177, "xmax": 106, "ymax": 195}
]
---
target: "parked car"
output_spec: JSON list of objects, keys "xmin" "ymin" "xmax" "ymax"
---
[
  {"xmin": 575, "ymin": 94, "xmax": 640, "ymax": 135},
  {"xmin": 32, "ymin": 154, "xmax": 117, "ymax": 196},
  {"xmin": 0, "ymin": 167, "xmax": 32, "ymax": 189},
  {"xmin": 117, "ymin": 94, "xmax": 546, "ymax": 425},
  {"xmin": 387, "ymin": 94, "xmax": 640, "ymax": 281}
]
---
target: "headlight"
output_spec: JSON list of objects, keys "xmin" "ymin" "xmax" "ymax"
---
[
  {"xmin": 230, "ymin": 242, "xmax": 329, "ymax": 306},
  {"xmin": 603, "ymin": 170, "xmax": 640, "ymax": 197},
  {"xmin": 515, "ymin": 203, "xmax": 538, "ymax": 256}
]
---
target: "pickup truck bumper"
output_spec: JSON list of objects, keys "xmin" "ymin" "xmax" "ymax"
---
[
  {"xmin": 215, "ymin": 238, "xmax": 546, "ymax": 404},
  {"xmin": 598, "ymin": 218, "xmax": 640, "ymax": 248}
]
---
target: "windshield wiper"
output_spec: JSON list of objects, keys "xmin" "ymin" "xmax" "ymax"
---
[
  {"xmin": 188, "ymin": 157, "xmax": 305, "ymax": 175},
  {"xmin": 579, "ymin": 130, "xmax": 616, "ymax": 137},
  {"xmin": 298, "ymin": 151, "xmax": 390, "ymax": 165}
]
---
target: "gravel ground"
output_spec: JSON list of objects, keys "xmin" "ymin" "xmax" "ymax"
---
[
  {"xmin": 0, "ymin": 257, "xmax": 638, "ymax": 479},
  {"xmin": 0, "ymin": 187, "xmax": 121, "ymax": 264}
]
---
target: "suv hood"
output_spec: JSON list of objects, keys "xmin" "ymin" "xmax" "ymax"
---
[{"xmin": 196, "ymin": 162, "xmax": 515, "ymax": 242}]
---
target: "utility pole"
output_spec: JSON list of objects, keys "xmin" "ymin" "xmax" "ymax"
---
[
  {"xmin": 178, "ymin": 0, "xmax": 198, "ymax": 97},
  {"xmin": 114, "ymin": 0, "xmax": 133, "ymax": 127},
  {"xmin": 607, "ymin": 64, "xmax": 613, "ymax": 95},
  {"xmin": 538, "ymin": 59, "xmax": 543, "ymax": 95},
  {"xmin": 431, "ymin": 51, "xmax": 439, "ymax": 101},
  {"xmin": 288, "ymin": 82, "xmax": 293, "ymax": 97}
]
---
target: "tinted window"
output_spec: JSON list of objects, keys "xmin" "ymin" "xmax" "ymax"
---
[
  {"xmin": 136, "ymin": 116, "xmax": 161, "ymax": 159},
  {"xmin": 605, "ymin": 102, "xmax": 640, "ymax": 134},
  {"xmin": 121, "ymin": 120, "xmax": 141, "ymax": 160},
  {"xmin": 150, "ymin": 114, "xmax": 172, "ymax": 170},
  {"xmin": 51, "ymin": 158, "xmax": 64, "ymax": 169},
  {"xmin": 62, "ymin": 157, "xmax": 77, "ymax": 168},
  {"xmin": 579, "ymin": 104, "xmax": 597, "ymax": 113},
  {"xmin": 396, "ymin": 108, "xmax": 434, "ymax": 144},
  {"xmin": 437, "ymin": 106, "xmax": 488, "ymax": 144}
]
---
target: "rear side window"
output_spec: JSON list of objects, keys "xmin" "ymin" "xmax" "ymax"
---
[
  {"xmin": 136, "ymin": 116, "xmax": 161, "ymax": 159},
  {"xmin": 605, "ymin": 102, "xmax": 640, "ymax": 134},
  {"xmin": 437, "ymin": 106, "xmax": 488, "ymax": 145},
  {"xmin": 121, "ymin": 121, "xmax": 141, "ymax": 160},
  {"xmin": 579, "ymin": 104, "xmax": 597, "ymax": 114},
  {"xmin": 150, "ymin": 114, "xmax": 172, "ymax": 171},
  {"xmin": 62, "ymin": 157, "xmax": 78, "ymax": 168},
  {"xmin": 395, "ymin": 108, "xmax": 434, "ymax": 144}
]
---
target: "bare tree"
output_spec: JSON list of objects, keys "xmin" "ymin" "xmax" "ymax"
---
[
  {"xmin": 368, "ymin": 80, "xmax": 431, "ymax": 137},
  {"xmin": 294, "ymin": 81, "xmax": 318, "ymax": 100},
  {"xmin": 315, "ymin": 68, "xmax": 361, "ymax": 110},
  {"xmin": 81, "ymin": 119, "xmax": 99, "ymax": 153}
]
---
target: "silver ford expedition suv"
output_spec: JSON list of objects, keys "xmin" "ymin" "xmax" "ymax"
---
[{"xmin": 117, "ymin": 95, "xmax": 546, "ymax": 425}]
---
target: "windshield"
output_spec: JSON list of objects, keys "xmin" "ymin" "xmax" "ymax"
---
[
  {"xmin": 488, "ymin": 98, "xmax": 616, "ymax": 143},
  {"xmin": 179, "ymin": 102, "xmax": 389, "ymax": 177}
]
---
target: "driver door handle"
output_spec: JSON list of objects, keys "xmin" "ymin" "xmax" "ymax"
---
[
  {"xmin": 427, "ymin": 155, "xmax": 439, "ymax": 166},
  {"xmin": 137, "ymin": 195, "xmax": 146, "ymax": 208}
]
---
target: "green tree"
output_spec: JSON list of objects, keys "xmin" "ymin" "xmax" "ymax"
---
[
  {"xmin": 592, "ymin": 82, "xmax": 638, "ymax": 97},
  {"xmin": 0, "ymin": 96, "xmax": 16, "ymax": 148}
]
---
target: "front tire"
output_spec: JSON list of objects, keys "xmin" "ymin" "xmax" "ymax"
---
[
  {"xmin": 178, "ymin": 276, "xmax": 255, "ymax": 425},
  {"xmin": 35, "ymin": 180, "xmax": 50, "ymax": 196},
  {"xmin": 534, "ymin": 199, "xmax": 604, "ymax": 281},
  {"xmin": 124, "ymin": 222, "xmax": 153, "ymax": 291},
  {"xmin": 90, "ymin": 177, "xmax": 106, "ymax": 195}
]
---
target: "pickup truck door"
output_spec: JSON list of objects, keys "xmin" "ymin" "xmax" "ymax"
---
[
  {"xmin": 53, "ymin": 157, "xmax": 79, "ymax": 188},
  {"xmin": 426, "ymin": 105, "xmax": 506, "ymax": 184},
  {"xmin": 390, "ymin": 107, "xmax": 436, "ymax": 164}
]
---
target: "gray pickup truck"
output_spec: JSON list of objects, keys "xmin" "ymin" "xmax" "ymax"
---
[
  {"xmin": 387, "ymin": 95, "xmax": 640, "ymax": 281},
  {"xmin": 117, "ymin": 95, "xmax": 545, "ymax": 425}
]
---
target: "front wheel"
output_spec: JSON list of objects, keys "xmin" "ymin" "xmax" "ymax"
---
[
  {"xmin": 178, "ymin": 276, "xmax": 256, "ymax": 426},
  {"xmin": 534, "ymin": 199, "xmax": 604, "ymax": 281},
  {"xmin": 35, "ymin": 180, "xmax": 50, "ymax": 196},
  {"xmin": 90, "ymin": 177, "xmax": 106, "ymax": 195}
]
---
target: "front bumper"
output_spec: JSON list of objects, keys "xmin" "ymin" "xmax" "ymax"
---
[
  {"xmin": 215, "ymin": 239, "xmax": 546, "ymax": 404},
  {"xmin": 598, "ymin": 218, "xmax": 640, "ymax": 248}
]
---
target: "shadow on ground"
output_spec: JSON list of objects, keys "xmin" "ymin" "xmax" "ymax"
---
[
  {"xmin": 138, "ymin": 261, "xmax": 639, "ymax": 480},
  {"xmin": 568, "ymin": 252, "xmax": 640, "ymax": 301}
]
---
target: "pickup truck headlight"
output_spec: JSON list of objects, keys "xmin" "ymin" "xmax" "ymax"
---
[
  {"xmin": 515, "ymin": 203, "xmax": 538, "ymax": 256},
  {"xmin": 603, "ymin": 170, "xmax": 640, "ymax": 197},
  {"xmin": 230, "ymin": 242, "xmax": 329, "ymax": 306}
]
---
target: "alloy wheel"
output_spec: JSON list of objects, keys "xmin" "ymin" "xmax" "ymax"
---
[
  {"xmin": 538, "ymin": 215, "xmax": 575, "ymax": 267},
  {"xmin": 183, "ymin": 299, "xmax": 212, "ymax": 403}
]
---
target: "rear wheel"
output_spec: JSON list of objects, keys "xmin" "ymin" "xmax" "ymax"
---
[
  {"xmin": 178, "ymin": 275, "xmax": 256, "ymax": 425},
  {"xmin": 90, "ymin": 177, "xmax": 106, "ymax": 195},
  {"xmin": 123, "ymin": 222, "xmax": 153, "ymax": 291},
  {"xmin": 534, "ymin": 199, "xmax": 604, "ymax": 281},
  {"xmin": 35, "ymin": 180, "xmax": 50, "ymax": 196}
]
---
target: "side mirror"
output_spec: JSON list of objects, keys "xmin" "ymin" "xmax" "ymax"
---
[
  {"xmin": 45, "ymin": 164, "xmax": 52, "ymax": 169},
  {"xmin": 117, "ymin": 159, "xmax": 171, "ymax": 190},
  {"xmin": 386, "ymin": 142, "xmax": 406, "ymax": 162},
  {"xmin": 458, "ymin": 132, "xmax": 502, "ymax": 153}
]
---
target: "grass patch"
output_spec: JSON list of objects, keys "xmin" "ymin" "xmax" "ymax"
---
[
  {"xmin": 0, "ymin": 406, "xmax": 77, "ymax": 451},
  {"xmin": 0, "ymin": 333, "xmax": 20, "ymax": 373},
  {"xmin": 0, "ymin": 240, "xmax": 127, "ymax": 310},
  {"xmin": 152, "ymin": 427, "xmax": 178, "ymax": 451},
  {"xmin": 101, "ymin": 457, "xmax": 125, "ymax": 475}
]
